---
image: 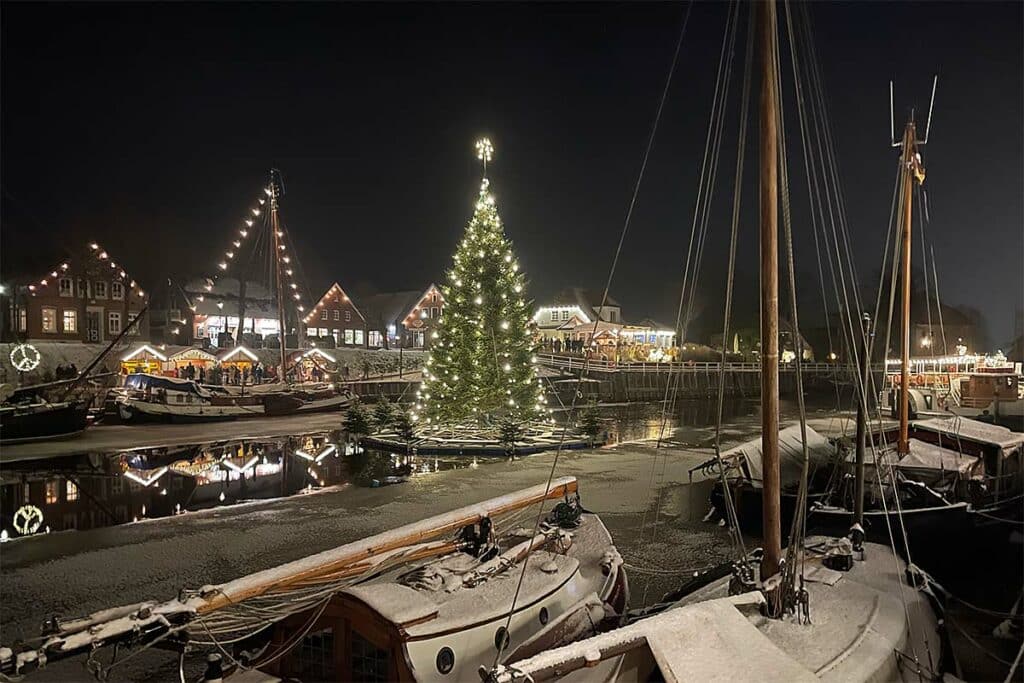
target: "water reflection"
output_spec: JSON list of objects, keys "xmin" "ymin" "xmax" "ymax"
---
[{"xmin": 0, "ymin": 400, "xmax": 760, "ymax": 541}]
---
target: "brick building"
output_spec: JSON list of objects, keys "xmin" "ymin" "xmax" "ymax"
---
[
  {"xmin": 11, "ymin": 242, "xmax": 149, "ymax": 343},
  {"xmin": 303, "ymin": 282, "xmax": 368, "ymax": 348}
]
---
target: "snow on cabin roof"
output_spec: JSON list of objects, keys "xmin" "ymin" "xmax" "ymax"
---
[
  {"xmin": 715, "ymin": 425, "xmax": 834, "ymax": 488},
  {"xmin": 342, "ymin": 584, "xmax": 438, "ymax": 626},
  {"xmin": 912, "ymin": 416, "xmax": 1024, "ymax": 452}
]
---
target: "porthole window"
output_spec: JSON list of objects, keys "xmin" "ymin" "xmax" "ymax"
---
[
  {"xmin": 494, "ymin": 626, "xmax": 510, "ymax": 652},
  {"xmin": 539, "ymin": 607, "xmax": 549, "ymax": 625},
  {"xmin": 436, "ymin": 647, "xmax": 455, "ymax": 675}
]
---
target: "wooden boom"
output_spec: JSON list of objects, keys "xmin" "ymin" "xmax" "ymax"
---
[{"xmin": 197, "ymin": 476, "xmax": 578, "ymax": 613}]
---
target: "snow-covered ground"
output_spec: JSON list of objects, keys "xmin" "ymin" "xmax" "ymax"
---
[{"xmin": 0, "ymin": 404, "xmax": 862, "ymax": 681}]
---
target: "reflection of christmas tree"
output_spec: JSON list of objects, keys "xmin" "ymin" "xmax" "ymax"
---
[{"xmin": 415, "ymin": 139, "xmax": 545, "ymax": 427}]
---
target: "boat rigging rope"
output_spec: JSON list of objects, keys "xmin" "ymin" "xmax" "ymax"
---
[
  {"xmin": 491, "ymin": 0, "xmax": 697, "ymax": 668},
  {"xmin": 643, "ymin": 0, "xmax": 743, "ymax": 601}
]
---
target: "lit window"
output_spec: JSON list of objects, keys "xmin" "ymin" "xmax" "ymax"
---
[
  {"xmin": 562, "ymin": 310, "xmax": 570, "ymax": 321},
  {"xmin": 333, "ymin": 310, "xmax": 340, "ymax": 321},
  {"xmin": 17, "ymin": 307, "xmax": 26, "ymax": 332},
  {"xmin": 41, "ymin": 307, "xmax": 58, "ymax": 333},
  {"xmin": 66, "ymin": 480, "xmax": 79, "ymax": 502},
  {"xmin": 94, "ymin": 281, "xmax": 107, "ymax": 298},
  {"xmin": 550, "ymin": 311, "xmax": 558, "ymax": 322},
  {"xmin": 368, "ymin": 330, "xmax": 383, "ymax": 347},
  {"xmin": 321, "ymin": 310, "xmax": 328, "ymax": 320},
  {"xmin": 344, "ymin": 329, "xmax": 354, "ymax": 345},
  {"xmin": 63, "ymin": 310, "xmax": 78, "ymax": 333},
  {"xmin": 59, "ymin": 278, "xmax": 73, "ymax": 297},
  {"xmin": 111, "ymin": 282, "xmax": 124, "ymax": 300},
  {"xmin": 108, "ymin": 311, "xmax": 122, "ymax": 334},
  {"xmin": 45, "ymin": 480, "xmax": 59, "ymax": 504},
  {"xmin": 354, "ymin": 329, "xmax": 364, "ymax": 345}
]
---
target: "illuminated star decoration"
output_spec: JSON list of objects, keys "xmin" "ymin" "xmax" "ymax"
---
[{"xmin": 475, "ymin": 137, "xmax": 494, "ymax": 175}]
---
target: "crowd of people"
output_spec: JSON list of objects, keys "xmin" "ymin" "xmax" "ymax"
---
[{"xmin": 173, "ymin": 361, "xmax": 274, "ymax": 386}]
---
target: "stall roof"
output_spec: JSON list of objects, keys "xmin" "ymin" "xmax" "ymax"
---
[
  {"xmin": 167, "ymin": 347, "xmax": 218, "ymax": 363},
  {"xmin": 121, "ymin": 344, "xmax": 168, "ymax": 362},
  {"xmin": 219, "ymin": 346, "xmax": 259, "ymax": 362}
]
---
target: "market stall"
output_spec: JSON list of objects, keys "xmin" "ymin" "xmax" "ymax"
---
[
  {"xmin": 167, "ymin": 347, "xmax": 218, "ymax": 378},
  {"xmin": 120, "ymin": 344, "xmax": 167, "ymax": 376}
]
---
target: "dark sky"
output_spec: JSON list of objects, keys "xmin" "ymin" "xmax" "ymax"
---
[{"xmin": 2, "ymin": 1, "xmax": 1021, "ymax": 346}]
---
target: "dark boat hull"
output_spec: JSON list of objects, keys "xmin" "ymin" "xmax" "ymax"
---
[
  {"xmin": 709, "ymin": 481, "xmax": 826, "ymax": 542},
  {"xmin": 0, "ymin": 401, "xmax": 90, "ymax": 444}
]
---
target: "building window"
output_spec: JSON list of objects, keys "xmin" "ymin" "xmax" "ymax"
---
[
  {"xmin": 41, "ymin": 307, "xmax": 58, "ymax": 333},
  {"xmin": 345, "ymin": 311, "xmax": 351, "ymax": 322},
  {"xmin": 111, "ymin": 282, "xmax": 124, "ymax": 300},
  {"xmin": 431, "ymin": 307, "xmax": 439, "ymax": 318},
  {"xmin": 321, "ymin": 310, "xmax": 328, "ymax": 320},
  {"xmin": 111, "ymin": 477, "xmax": 123, "ymax": 495},
  {"xmin": 94, "ymin": 281, "xmax": 107, "ymax": 298},
  {"xmin": 354, "ymin": 329, "xmax": 364, "ymax": 345},
  {"xmin": 344, "ymin": 329, "xmax": 354, "ymax": 345},
  {"xmin": 127, "ymin": 312, "xmax": 139, "ymax": 335},
  {"xmin": 108, "ymin": 311, "xmax": 122, "ymax": 334},
  {"xmin": 66, "ymin": 480, "xmax": 79, "ymax": 502},
  {"xmin": 368, "ymin": 330, "xmax": 383, "ymax": 347},
  {"xmin": 77, "ymin": 278, "xmax": 88, "ymax": 298},
  {"xmin": 59, "ymin": 278, "xmax": 73, "ymax": 297},
  {"xmin": 550, "ymin": 311, "xmax": 558, "ymax": 322},
  {"xmin": 17, "ymin": 307, "xmax": 26, "ymax": 332},
  {"xmin": 333, "ymin": 310, "xmax": 339, "ymax": 321},
  {"xmin": 45, "ymin": 480, "xmax": 59, "ymax": 504},
  {"xmin": 62, "ymin": 310, "xmax": 78, "ymax": 333},
  {"xmin": 431, "ymin": 293, "xmax": 437, "ymax": 303},
  {"xmin": 562, "ymin": 310, "xmax": 570, "ymax": 321}
]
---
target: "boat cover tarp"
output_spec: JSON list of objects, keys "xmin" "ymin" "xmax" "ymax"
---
[
  {"xmin": 895, "ymin": 438, "xmax": 982, "ymax": 486},
  {"xmin": 125, "ymin": 373, "xmax": 210, "ymax": 397},
  {"xmin": 721, "ymin": 425, "xmax": 834, "ymax": 489},
  {"xmin": 912, "ymin": 416, "xmax": 1024, "ymax": 454}
]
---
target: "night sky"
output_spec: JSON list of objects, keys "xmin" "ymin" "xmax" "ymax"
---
[{"xmin": 2, "ymin": 2, "xmax": 1021, "ymax": 346}]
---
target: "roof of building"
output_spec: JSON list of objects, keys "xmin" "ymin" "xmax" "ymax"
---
[
  {"xmin": 24, "ymin": 241, "xmax": 148, "ymax": 300},
  {"xmin": 303, "ymin": 282, "xmax": 365, "ymax": 326},
  {"xmin": 360, "ymin": 290, "xmax": 425, "ymax": 327},
  {"xmin": 550, "ymin": 287, "xmax": 621, "ymax": 313}
]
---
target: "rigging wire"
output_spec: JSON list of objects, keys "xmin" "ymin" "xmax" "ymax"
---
[{"xmin": 491, "ymin": 0, "xmax": 697, "ymax": 665}]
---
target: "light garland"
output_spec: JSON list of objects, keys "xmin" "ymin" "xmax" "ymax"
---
[{"xmin": 26, "ymin": 242, "xmax": 145, "ymax": 299}]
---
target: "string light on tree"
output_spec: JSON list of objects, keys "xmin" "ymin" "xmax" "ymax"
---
[{"xmin": 417, "ymin": 138, "xmax": 541, "ymax": 426}]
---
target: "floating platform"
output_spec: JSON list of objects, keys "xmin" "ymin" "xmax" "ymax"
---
[{"xmin": 362, "ymin": 423, "xmax": 599, "ymax": 455}]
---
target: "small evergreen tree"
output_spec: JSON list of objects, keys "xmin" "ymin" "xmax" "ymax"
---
[
  {"xmin": 343, "ymin": 400, "xmax": 371, "ymax": 439},
  {"xmin": 578, "ymin": 402, "xmax": 602, "ymax": 446},
  {"xmin": 373, "ymin": 397, "xmax": 396, "ymax": 432},
  {"xmin": 416, "ymin": 139, "xmax": 545, "ymax": 427},
  {"xmin": 498, "ymin": 415, "xmax": 526, "ymax": 455},
  {"xmin": 393, "ymin": 409, "xmax": 415, "ymax": 443}
]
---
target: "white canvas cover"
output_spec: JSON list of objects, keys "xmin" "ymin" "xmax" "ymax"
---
[
  {"xmin": 913, "ymin": 416, "xmax": 1024, "ymax": 454},
  {"xmin": 720, "ymin": 425, "xmax": 834, "ymax": 489}
]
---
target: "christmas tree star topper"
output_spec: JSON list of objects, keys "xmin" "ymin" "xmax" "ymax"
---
[{"xmin": 475, "ymin": 138, "xmax": 494, "ymax": 174}]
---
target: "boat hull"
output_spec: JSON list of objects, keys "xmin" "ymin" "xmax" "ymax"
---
[{"xmin": 0, "ymin": 401, "xmax": 90, "ymax": 444}]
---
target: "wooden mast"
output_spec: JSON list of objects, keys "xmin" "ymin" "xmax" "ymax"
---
[
  {"xmin": 270, "ymin": 171, "xmax": 288, "ymax": 379},
  {"xmin": 759, "ymin": 0, "xmax": 782, "ymax": 587},
  {"xmin": 854, "ymin": 312, "xmax": 871, "ymax": 528},
  {"xmin": 897, "ymin": 121, "xmax": 920, "ymax": 455}
]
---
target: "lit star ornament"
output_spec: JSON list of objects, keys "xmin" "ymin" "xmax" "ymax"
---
[{"xmin": 475, "ymin": 138, "xmax": 494, "ymax": 174}]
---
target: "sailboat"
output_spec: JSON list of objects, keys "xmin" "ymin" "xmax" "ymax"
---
[
  {"xmin": 486, "ymin": 2, "xmax": 946, "ymax": 681},
  {"xmin": 110, "ymin": 171, "xmax": 354, "ymax": 423},
  {"xmin": 0, "ymin": 477, "xmax": 627, "ymax": 682}
]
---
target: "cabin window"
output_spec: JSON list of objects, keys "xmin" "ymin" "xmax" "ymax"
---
[
  {"xmin": 108, "ymin": 312, "xmax": 122, "ymax": 334},
  {"xmin": 45, "ymin": 480, "xmax": 59, "ymax": 504},
  {"xmin": 58, "ymin": 278, "xmax": 73, "ymax": 297},
  {"xmin": 65, "ymin": 481, "xmax": 79, "ymax": 502},
  {"xmin": 293, "ymin": 628, "xmax": 336, "ymax": 680},
  {"xmin": 40, "ymin": 307, "xmax": 57, "ymax": 333},
  {"xmin": 63, "ymin": 310, "xmax": 78, "ymax": 333},
  {"xmin": 351, "ymin": 631, "xmax": 388, "ymax": 682},
  {"xmin": 111, "ymin": 282, "xmax": 124, "ymax": 300},
  {"xmin": 94, "ymin": 281, "xmax": 107, "ymax": 299},
  {"xmin": 436, "ymin": 647, "xmax": 455, "ymax": 675}
]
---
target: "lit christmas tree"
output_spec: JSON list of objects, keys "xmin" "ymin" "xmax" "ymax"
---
[{"xmin": 415, "ymin": 139, "xmax": 546, "ymax": 427}]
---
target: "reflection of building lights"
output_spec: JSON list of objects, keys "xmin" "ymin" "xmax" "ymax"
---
[
  {"xmin": 124, "ymin": 466, "xmax": 168, "ymax": 487},
  {"xmin": 920, "ymin": 337, "xmax": 932, "ymax": 348},
  {"xmin": 219, "ymin": 492, "xmax": 226, "ymax": 502}
]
